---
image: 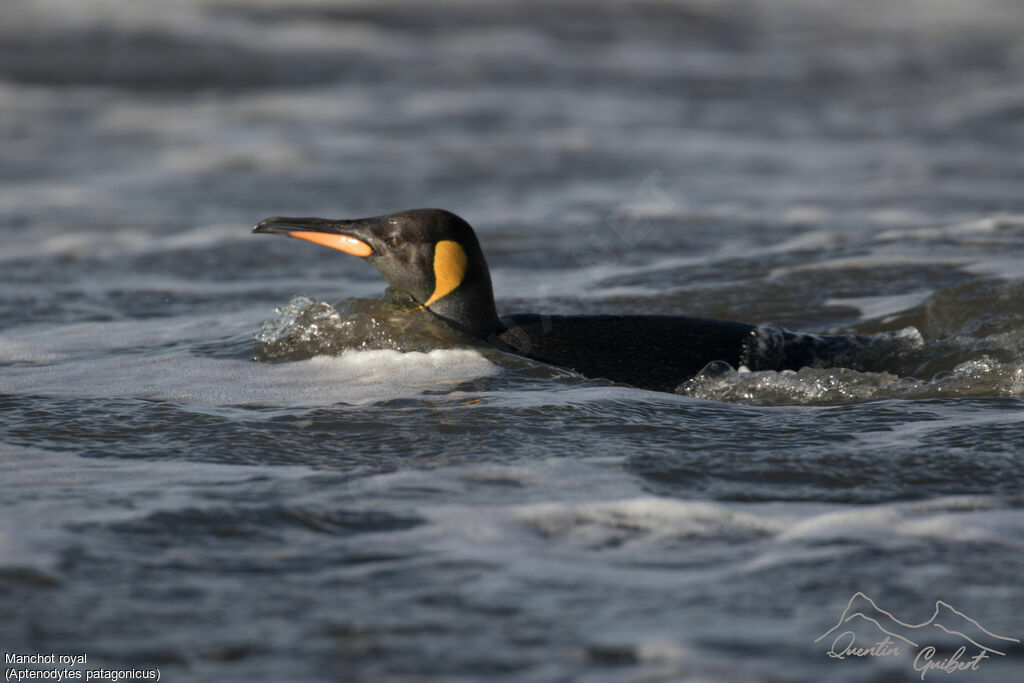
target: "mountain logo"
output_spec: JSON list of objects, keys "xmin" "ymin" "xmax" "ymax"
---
[{"xmin": 815, "ymin": 592, "xmax": 1018, "ymax": 679}]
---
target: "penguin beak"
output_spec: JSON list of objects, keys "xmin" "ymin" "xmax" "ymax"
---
[{"xmin": 252, "ymin": 217, "xmax": 374, "ymax": 258}]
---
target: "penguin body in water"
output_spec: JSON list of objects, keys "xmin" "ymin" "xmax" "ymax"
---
[{"xmin": 254, "ymin": 209, "xmax": 879, "ymax": 392}]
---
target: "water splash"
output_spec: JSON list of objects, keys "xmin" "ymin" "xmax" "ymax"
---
[
  {"xmin": 254, "ymin": 292, "xmax": 479, "ymax": 361},
  {"xmin": 678, "ymin": 356, "xmax": 1024, "ymax": 405},
  {"xmin": 256, "ymin": 294, "xmax": 346, "ymax": 351}
]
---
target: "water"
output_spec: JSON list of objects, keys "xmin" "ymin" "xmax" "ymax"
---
[{"xmin": 2, "ymin": 0, "xmax": 1024, "ymax": 681}]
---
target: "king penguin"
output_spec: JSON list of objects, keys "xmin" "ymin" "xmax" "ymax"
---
[{"xmin": 253, "ymin": 208, "xmax": 879, "ymax": 392}]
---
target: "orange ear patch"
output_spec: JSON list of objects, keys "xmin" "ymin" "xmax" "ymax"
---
[
  {"xmin": 289, "ymin": 231, "xmax": 372, "ymax": 257},
  {"xmin": 423, "ymin": 240, "xmax": 468, "ymax": 307}
]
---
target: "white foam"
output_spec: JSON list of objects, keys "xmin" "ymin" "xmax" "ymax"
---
[
  {"xmin": 781, "ymin": 206, "xmax": 829, "ymax": 224},
  {"xmin": 765, "ymin": 228, "xmax": 842, "ymax": 252},
  {"xmin": 824, "ymin": 290, "xmax": 932, "ymax": 320},
  {"xmin": 2, "ymin": 348, "xmax": 498, "ymax": 408},
  {"xmin": 515, "ymin": 497, "xmax": 786, "ymax": 541},
  {"xmin": 0, "ymin": 223, "xmax": 256, "ymax": 263},
  {"xmin": 0, "ymin": 339, "xmax": 66, "ymax": 364},
  {"xmin": 680, "ymin": 354, "xmax": 1023, "ymax": 404},
  {"xmin": 777, "ymin": 496, "xmax": 1016, "ymax": 546},
  {"xmin": 868, "ymin": 208, "xmax": 930, "ymax": 226},
  {"xmin": 0, "ymin": 314, "xmax": 500, "ymax": 408},
  {"xmin": 962, "ymin": 258, "xmax": 1024, "ymax": 281},
  {"xmin": 0, "ymin": 313, "xmax": 257, "ymax": 362},
  {"xmin": 479, "ymin": 384, "xmax": 690, "ymax": 409}
]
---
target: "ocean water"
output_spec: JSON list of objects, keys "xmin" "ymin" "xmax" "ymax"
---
[{"xmin": 2, "ymin": 0, "xmax": 1024, "ymax": 681}]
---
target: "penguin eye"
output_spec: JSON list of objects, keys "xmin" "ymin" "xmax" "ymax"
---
[{"xmin": 385, "ymin": 235, "xmax": 406, "ymax": 249}]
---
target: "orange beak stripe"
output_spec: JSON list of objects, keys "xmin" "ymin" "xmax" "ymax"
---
[{"xmin": 288, "ymin": 231, "xmax": 372, "ymax": 257}]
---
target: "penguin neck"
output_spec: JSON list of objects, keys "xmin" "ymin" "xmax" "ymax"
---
[{"xmin": 424, "ymin": 277, "xmax": 500, "ymax": 339}]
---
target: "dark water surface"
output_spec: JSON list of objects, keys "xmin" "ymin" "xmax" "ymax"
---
[{"xmin": 2, "ymin": 1, "xmax": 1024, "ymax": 681}]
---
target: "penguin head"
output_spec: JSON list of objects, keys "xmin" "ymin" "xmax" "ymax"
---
[{"xmin": 253, "ymin": 208, "xmax": 500, "ymax": 338}]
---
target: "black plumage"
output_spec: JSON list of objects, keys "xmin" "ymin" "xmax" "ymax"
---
[{"xmin": 254, "ymin": 208, "xmax": 881, "ymax": 392}]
